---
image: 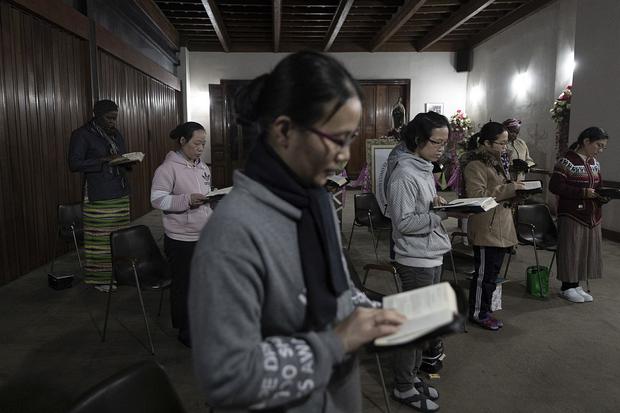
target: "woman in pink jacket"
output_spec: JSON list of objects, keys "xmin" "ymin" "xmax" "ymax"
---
[{"xmin": 151, "ymin": 121, "xmax": 212, "ymax": 346}]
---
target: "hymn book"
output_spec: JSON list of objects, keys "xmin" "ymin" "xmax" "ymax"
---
[
  {"xmin": 109, "ymin": 152, "xmax": 145, "ymax": 166},
  {"xmin": 205, "ymin": 186, "xmax": 232, "ymax": 198},
  {"xmin": 375, "ymin": 282, "xmax": 458, "ymax": 347},
  {"xmin": 432, "ymin": 197, "xmax": 498, "ymax": 213}
]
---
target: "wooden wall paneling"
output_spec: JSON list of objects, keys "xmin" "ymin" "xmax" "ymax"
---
[
  {"xmin": 98, "ymin": 49, "xmax": 181, "ymax": 220},
  {"xmin": 375, "ymin": 85, "xmax": 390, "ymax": 138},
  {"xmin": 0, "ymin": 2, "xmax": 90, "ymax": 284}
]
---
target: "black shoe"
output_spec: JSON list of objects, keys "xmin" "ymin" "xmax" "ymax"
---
[{"xmin": 178, "ymin": 329, "xmax": 191, "ymax": 348}]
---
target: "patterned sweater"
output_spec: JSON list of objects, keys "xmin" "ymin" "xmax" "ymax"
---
[{"xmin": 549, "ymin": 150, "xmax": 603, "ymax": 227}]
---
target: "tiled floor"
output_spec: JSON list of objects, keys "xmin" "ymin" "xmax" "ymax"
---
[{"xmin": 1, "ymin": 190, "xmax": 620, "ymax": 412}]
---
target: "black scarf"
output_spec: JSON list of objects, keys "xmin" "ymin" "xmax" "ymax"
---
[{"xmin": 245, "ymin": 139, "xmax": 349, "ymax": 330}]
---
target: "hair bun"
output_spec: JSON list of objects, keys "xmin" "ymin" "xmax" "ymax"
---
[
  {"xmin": 169, "ymin": 126, "xmax": 183, "ymax": 140},
  {"xmin": 234, "ymin": 74, "xmax": 269, "ymax": 126}
]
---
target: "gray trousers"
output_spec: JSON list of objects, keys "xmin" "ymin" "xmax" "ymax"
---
[{"xmin": 392, "ymin": 262, "xmax": 442, "ymax": 391}]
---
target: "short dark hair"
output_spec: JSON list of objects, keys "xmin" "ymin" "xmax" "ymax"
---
[
  {"xmin": 169, "ymin": 121, "xmax": 205, "ymax": 143},
  {"xmin": 468, "ymin": 121, "xmax": 507, "ymax": 150},
  {"xmin": 234, "ymin": 51, "xmax": 362, "ymax": 140},
  {"xmin": 569, "ymin": 126, "xmax": 609, "ymax": 150},
  {"xmin": 93, "ymin": 99, "xmax": 118, "ymax": 117},
  {"xmin": 401, "ymin": 111, "xmax": 450, "ymax": 152}
]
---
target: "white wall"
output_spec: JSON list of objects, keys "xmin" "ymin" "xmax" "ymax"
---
[
  {"xmin": 569, "ymin": 0, "xmax": 620, "ymax": 233},
  {"xmin": 466, "ymin": 0, "xmax": 577, "ymax": 171},
  {"xmin": 184, "ymin": 52, "xmax": 468, "ymax": 162}
]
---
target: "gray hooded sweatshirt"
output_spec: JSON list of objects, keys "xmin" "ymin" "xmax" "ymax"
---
[
  {"xmin": 189, "ymin": 171, "xmax": 368, "ymax": 413},
  {"xmin": 387, "ymin": 151, "xmax": 451, "ymax": 268}
]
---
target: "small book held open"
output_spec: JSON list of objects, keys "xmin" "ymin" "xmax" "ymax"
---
[
  {"xmin": 375, "ymin": 282, "xmax": 458, "ymax": 347},
  {"xmin": 109, "ymin": 152, "xmax": 145, "ymax": 166},
  {"xmin": 432, "ymin": 197, "xmax": 498, "ymax": 213},
  {"xmin": 326, "ymin": 175, "xmax": 349, "ymax": 188},
  {"xmin": 517, "ymin": 180, "xmax": 543, "ymax": 193},
  {"xmin": 205, "ymin": 186, "xmax": 232, "ymax": 198}
]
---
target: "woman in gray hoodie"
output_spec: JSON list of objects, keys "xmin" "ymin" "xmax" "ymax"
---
[
  {"xmin": 189, "ymin": 51, "xmax": 405, "ymax": 412},
  {"xmin": 386, "ymin": 112, "xmax": 452, "ymax": 412}
]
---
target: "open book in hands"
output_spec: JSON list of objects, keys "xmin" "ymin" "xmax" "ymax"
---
[
  {"xmin": 109, "ymin": 152, "xmax": 145, "ymax": 166},
  {"xmin": 432, "ymin": 197, "xmax": 498, "ymax": 213},
  {"xmin": 517, "ymin": 180, "xmax": 543, "ymax": 194},
  {"xmin": 375, "ymin": 282, "xmax": 459, "ymax": 347},
  {"xmin": 205, "ymin": 186, "xmax": 232, "ymax": 198}
]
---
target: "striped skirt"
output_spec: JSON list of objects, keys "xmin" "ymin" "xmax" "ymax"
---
[
  {"xmin": 556, "ymin": 216, "xmax": 603, "ymax": 282},
  {"xmin": 83, "ymin": 196, "xmax": 130, "ymax": 284}
]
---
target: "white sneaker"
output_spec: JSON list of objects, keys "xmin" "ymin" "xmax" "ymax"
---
[
  {"xmin": 561, "ymin": 288, "xmax": 585, "ymax": 303},
  {"xmin": 575, "ymin": 286, "xmax": 593, "ymax": 302}
]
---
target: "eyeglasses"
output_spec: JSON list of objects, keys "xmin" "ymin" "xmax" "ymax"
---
[
  {"xmin": 428, "ymin": 138, "xmax": 448, "ymax": 148},
  {"xmin": 302, "ymin": 125, "xmax": 359, "ymax": 147}
]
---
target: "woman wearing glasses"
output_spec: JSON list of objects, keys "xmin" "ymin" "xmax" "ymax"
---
[
  {"xmin": 386, "ymin": 111, "xmax": 452, "ymax": 412},
  {"xmin": 549, "ymin": 127, "xmax": 609, "ymax": 303},
  {"xmin": 463, "ymin": 122, "xmax": 525, "ymax": 330},
  {"xmin": 189, "ymin": 51, "xmax": 405, "ymax": 412}
]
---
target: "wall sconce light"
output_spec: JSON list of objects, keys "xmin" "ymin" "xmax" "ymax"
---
[
  {"xmin": 512, "ymin": 71, "xmax": 532, "ymax": 97},
  {"xmin": 470, "ymin": 84, "xmax": 484, "ymax": 105}
]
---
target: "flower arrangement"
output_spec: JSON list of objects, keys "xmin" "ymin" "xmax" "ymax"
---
[
  {"xmin": 449, "ymin": 109, "xmax": 473, "ymax": 134},
  {"xmin": 550, "ymin": 85, "xmax": 572, "ymax": 156},
  {"xmin": 550, "ymin": 85, "xmax": 572, "ymax": 123},
  {"xmin": 439, "ymin": 110, "xmax": 473, "ymax": 192}
]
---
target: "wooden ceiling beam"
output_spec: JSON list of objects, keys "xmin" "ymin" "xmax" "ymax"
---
[
  {"xmin": 415, "ymin": 0, "xmax": 494, "ymax": 51},
  {"xmin": 200, "ymin": 0, "xmax": 231, "ymax": 51},
  {"xmin": 369, "ymin": 0, "xmax": 427, "ymax": 52},
  {"xmin": 468, "ymin": 0, "xmax": 556, "ymax": 47},
  {"xmin": 323, "ymin": 0, "xmax": 355, "ymax": 51},
  {"xmin": 273, "ymin": 0, "xmax": 281, "ymax": 52}
]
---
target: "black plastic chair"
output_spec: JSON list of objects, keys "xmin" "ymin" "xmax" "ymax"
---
[
  {"xmin": 49, "ymin": 202, "xmax": 84, "ymax": 275},
  {"xmin": 504, "ymin": 204, "xmax": 557, "ymax": 283},
  {"xmin": 348, "ymin": 193, "xmax": 392, "ymax": 262},
  {"xmin": 67, "ymin": 360, "xmax": 187, "ymax": 413},
  {"xmin": 102, "ymin": 225, "xmax": 171, "ymax": 354}
]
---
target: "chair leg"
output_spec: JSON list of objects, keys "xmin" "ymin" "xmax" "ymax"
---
[
  {"xmin": 347, "ymin": 223, "xmax": 356, "ymax": 250},
  {"xmin": 101, "ymin": 275, "xmax": 115, "ymax": 342},
  {"xmin": 548, "ymin": 251, "xmax": 556, "ymax": 275},
  {"xmin": 375, "ymin": 353, "xmax": 391, "ymax": 413},
  {"xmin": 392, "ymin": 267, "xmax": 401, "ymax": 293},
  {"xmin": 132, "ymin": 264, "xmax": 155, "ymax": 355},
  {"xmin": 362, "ymin": 268, "xmax": 370, "ymax": 286},
  {"xmin": 49, "ymin": 236, "xmax": 59, "ymax": 274},
  {"xmin": 368, "ymin": 215, "xmax": 379, "ymax": 263},
  {"xmin": 157, "ymin": 288, "xmax": 165, "ymax": 317},
  {"xmin": 449, "ymin": 250, "xmax": 458, "ymax": 284},
  {"xmin": 503, "ymin": 251, "xmax": 512, "ymax": 279},
  {"xmin": 71, "ymin": 227, "xmax": 83, "ymax": 271}
]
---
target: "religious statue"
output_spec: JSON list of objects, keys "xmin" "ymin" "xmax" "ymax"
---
[{"xmin": 391, "ymin": 97, "xmax": 406, "ymax": 131}]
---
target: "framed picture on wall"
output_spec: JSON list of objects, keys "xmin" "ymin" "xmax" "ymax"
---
[{"xmin": 425, "ymin": 103, "xmax": 444, "ymax": 115}]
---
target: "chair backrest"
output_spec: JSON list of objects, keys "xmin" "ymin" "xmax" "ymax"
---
[
  {"xmin": 67, "ymin": 360, "xmax": 187, "ymax": 413},
  {"xmin": 516, "ymin": 204, "xmax": 557, "ymax": 244},
  {"xmin": 110, "ymin": 225, "xmax": 169, "ymax": 286},
  {"xmin": 58, "ymin": 202, "xmax": 84, "ymax": 243},
  {"xmin": 354, "ymin": 193, "xmax": 384, "ymax": 225}
]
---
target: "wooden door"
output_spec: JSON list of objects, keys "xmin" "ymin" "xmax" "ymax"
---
[{"xmin": 347, "ymin": 80, "xmax": 410, "ymax": 178}]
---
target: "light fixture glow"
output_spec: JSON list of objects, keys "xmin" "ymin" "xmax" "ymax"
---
[
  {"xmin": 470, "ymin": 84, "xmax": 484, "ymax": 105},
  {"xmin": 512, "ymin": 71, "xmax": 532, "ymax": 97}
]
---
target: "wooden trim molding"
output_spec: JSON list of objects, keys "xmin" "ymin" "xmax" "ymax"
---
[
  {"xmin": 9, "ymin": 0, "xmax": 89, "ymax": 39},
  {"xmin": 96, "ymin": 25, "xmax": 181, "ymax": 91},
  {"xmin": 132, "ymin": 0, "xmax": 179, "ymax": 49},
  {"xmin": 10, "ymin": 0, "xmax": 180, "ymax": 91},
  {"xmin": 602, "ymin": 229, "xmax": 620, "ymax": 243}
]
